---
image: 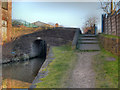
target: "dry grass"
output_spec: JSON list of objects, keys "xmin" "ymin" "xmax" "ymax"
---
[
  {"xmin": 10, "ymin": 27, "xmax": 42, "ymax": 41},
  {"xmin": 2, "ymin": 27, "xmax": 43, "ymax": 44}
]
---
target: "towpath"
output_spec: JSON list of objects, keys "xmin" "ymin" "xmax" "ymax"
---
[
  {"xmin": 67, "ymin": 34, "xmax": 100, "ymax": 88},
  {"xmin": 68, "ymin": 52, "xmax": 99, "ymax": 88}
]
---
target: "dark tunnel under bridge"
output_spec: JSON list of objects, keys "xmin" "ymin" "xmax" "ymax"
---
[{"xmin": 30, "ymin": 39, "xmax": 47, "ymax": 59}]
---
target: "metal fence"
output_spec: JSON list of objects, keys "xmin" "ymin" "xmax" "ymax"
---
[
  {"xmin": 12, "ymin": 20, "xmax": 39, "ymax": 28},
  {"xmin": 102, "ymin": 12, "xmax": 120, "ymax": 36}
]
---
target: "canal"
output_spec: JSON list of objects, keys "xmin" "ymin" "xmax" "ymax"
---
[{"xmin": 2, "ymin": 57, "xmax": 45, "ymax": 88}]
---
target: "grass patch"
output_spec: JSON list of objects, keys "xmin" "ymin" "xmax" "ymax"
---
[
  {"xmin": 93, "ymin": 48, "xmax": 118, "ymax": 88},
  {"xmin": 100, "ymin": 34, "xmax": 120, "ymax": 39},
  {"xmin": 36, "ymin": 44, "xmax": 77, "ymax": 88},
  {"xmin": 76, "ymin": 50, "xmax": 100, "ymax": 52}
]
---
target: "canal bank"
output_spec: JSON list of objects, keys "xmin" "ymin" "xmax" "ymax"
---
[
  {"xmin": 1, "ymin": 28, "xmax": 81, "ymax": 88},
  {"xmin": 30, "ymin": 46, "xmax": 54, "ymax": 88},
  {"xmin": 30, "ymin": 29, "xmax": 81, "ymax": 88},
  {"xmin": 2, "ymin": 57, "xmax": 45, "ymax": 88},
  {"xmin": 2, "ymin": 39, "xmax": 48, "ymax": 88},
  {"xmin": 2, "ymin": 38, "xmax": 48, "ymax": 88},
  {"xmin": 30, "ymin": 45, "xmax": 77, "ymax": 88}
]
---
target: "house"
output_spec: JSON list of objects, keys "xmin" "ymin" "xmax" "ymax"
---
[
  {"xmin": 0, "ymin": 0, "xmax": 12, "ymax": 44},
  {"xmin": 55, "ymin": 23, "xmax": 59, "ymax": 27}
]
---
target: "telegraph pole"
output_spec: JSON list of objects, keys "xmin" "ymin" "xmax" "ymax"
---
[{"xmin": 111, "ymin": 0, "xmax": 113, "ymax": 13}]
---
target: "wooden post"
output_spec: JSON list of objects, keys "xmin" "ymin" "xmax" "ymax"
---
[
  {"xmin": 102, "ymin": 14, "xmax": 105, "ymax": 33},
  {"xmin": 107, "ymin": 16, "xmax": 108, "ymax": 34},
  {"xmin": 115, "ymin": 14, "xmax": 117, "ymax": 36},
  {"xmin": 118, "ymin": 13, "xmax": 120, "ymax": 36},
  {"xmin": 103, "ymin": 14, "xmax": 105, "ymax": 34},
  {"xmin": 110, "ymin": 15, "xmax": 112, "ymax": 35},
  {"xmin": 111, "ymin": 0, "xmax": 113, "ymax": 14}
]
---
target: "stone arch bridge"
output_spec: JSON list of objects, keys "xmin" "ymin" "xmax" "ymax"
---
[{"xmin": 2, "ymin": 28, "xmax": 81, "ymax": 64}]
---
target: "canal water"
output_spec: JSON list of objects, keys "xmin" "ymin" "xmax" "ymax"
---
[{"xmin": 2, "ymin": 58, "xmax": 45, "ymax": 88}]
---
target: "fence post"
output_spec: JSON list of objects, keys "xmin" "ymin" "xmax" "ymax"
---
[
  {"xmin": 102, "ymin": 10, "xmax": 120, "ymax": 36},
  {"xmin": 102, "ymin": 14, "xmax": 104, "ymax": 33},
  {"xmin": 115, "ymin": 14, "xmax": 117, "ymax": 36},
  {"xmin": 107, "ymin": 15, "xmax": 108, "ymax": 34},
  {"xmin": 118, "ymin": 13, "xmax": 120, "ymax": 36},
  {"xmin": 110, "ymin": 15, "xmax": 112, "ymax": 35}
]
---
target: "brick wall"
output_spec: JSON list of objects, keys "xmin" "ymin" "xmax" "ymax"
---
[
  {"xmin": 99, "ymin": 34, "xmax": 120, "ymax": 56},
  {"xmin": 7, "ymin": 1, "xmax": 12, "ymax": 41},
  {"xmin": 0, "ymin": 1, "xmax": 12, "ymax": 44}
]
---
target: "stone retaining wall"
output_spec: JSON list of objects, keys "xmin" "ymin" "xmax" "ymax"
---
[
  {"xmin": 99, "ymin": 34, "xmax": 120, "ymax": 56},
  {"xmin": 30, "ymin": 46, "xmax": 54, "ymax": 88}
]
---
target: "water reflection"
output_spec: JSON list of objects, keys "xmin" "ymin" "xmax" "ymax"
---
[{"xmin": 2, "ymin": 58, "xmax": 45, "ymax": 83}]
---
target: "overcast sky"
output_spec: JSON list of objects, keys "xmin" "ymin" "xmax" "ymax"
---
[{"xmin": 12, "ymin": 2, "xmax": 105, "ymax": 32}]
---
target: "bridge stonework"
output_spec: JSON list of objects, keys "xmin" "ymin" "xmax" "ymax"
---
[{"xmin": 2, "ymin": 28, "xmax": 80, "ymax": 64}]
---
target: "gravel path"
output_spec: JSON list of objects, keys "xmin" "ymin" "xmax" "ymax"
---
[{"xmin": 68, "ymin": 52, "xmax": 100, "ymax": 88}]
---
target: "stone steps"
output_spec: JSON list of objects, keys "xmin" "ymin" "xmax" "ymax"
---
[
  {"xmin": 79, "ymin": 37, "xmax": 97, "ymax": 40},
  {"xmin": 77, "ymin": 34, "xmax": 100, "ymax": 51},
  {"xmin": 78, "ymin": 40, "xmax": 99, "ymax": 44},
  {"xmin": 78, "ymin": 44, "xmax": 100, "ymax": 51},
  {"xmin": 80, "ymin": 34, "xmax": 97, "ymax": 37}
]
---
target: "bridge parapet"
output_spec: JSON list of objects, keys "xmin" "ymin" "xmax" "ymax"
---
[
  {"xmin": 72, "ymin": 28, "xmax": 82, "ymax": 49},
  {"xmin": 2, "ymin": 28, "xmax": 81, "ymax": 64}
]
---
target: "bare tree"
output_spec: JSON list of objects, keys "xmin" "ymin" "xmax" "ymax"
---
[
  {"xmin": 82, "ymin": 16, "xmax": 98, "ymax": 34},
  {"xmin": 100, "ymin": 0, "xmax": 120, "ymax": 15},
  {"xmin": 85, "ymin": 16, "xmax": 98, "ymax": 27}
]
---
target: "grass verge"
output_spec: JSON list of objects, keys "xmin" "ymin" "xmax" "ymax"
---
[
  {"xmin": 36, "ymin": 44, "xmax": 77, "ymax": 88},
  {"xmin": 93, "ymin": 48, "xmax": 118, "ymax": 88},
  {"xmin": 100, "ymin": 34, "xmax": 120, "ymax": 39}
]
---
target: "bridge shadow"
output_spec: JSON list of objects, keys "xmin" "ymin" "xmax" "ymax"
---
[
  {"xmin": 2, "ymin": 39, "xmax": 47, "ymax": 84},
  {"xmin": 30, "ymin": 39, "xmax": 47, "ymax": 59}
]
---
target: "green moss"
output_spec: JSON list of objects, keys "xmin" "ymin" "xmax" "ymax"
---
[
  {"xmin": 93, "ymin": 48, "xmax": 118, "ymax": 88},
  {"xmin": 36, "ymin": 44, "xmax": 77, "ymax": 88},
  {"xmin": 100, "ymin": 34, "xmax": 120, "ymax": 39}
]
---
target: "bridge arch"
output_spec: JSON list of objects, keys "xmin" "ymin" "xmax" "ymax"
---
[{"xmin": 30, "ymin": 39, "xmax": 47, "ymax": 59}]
